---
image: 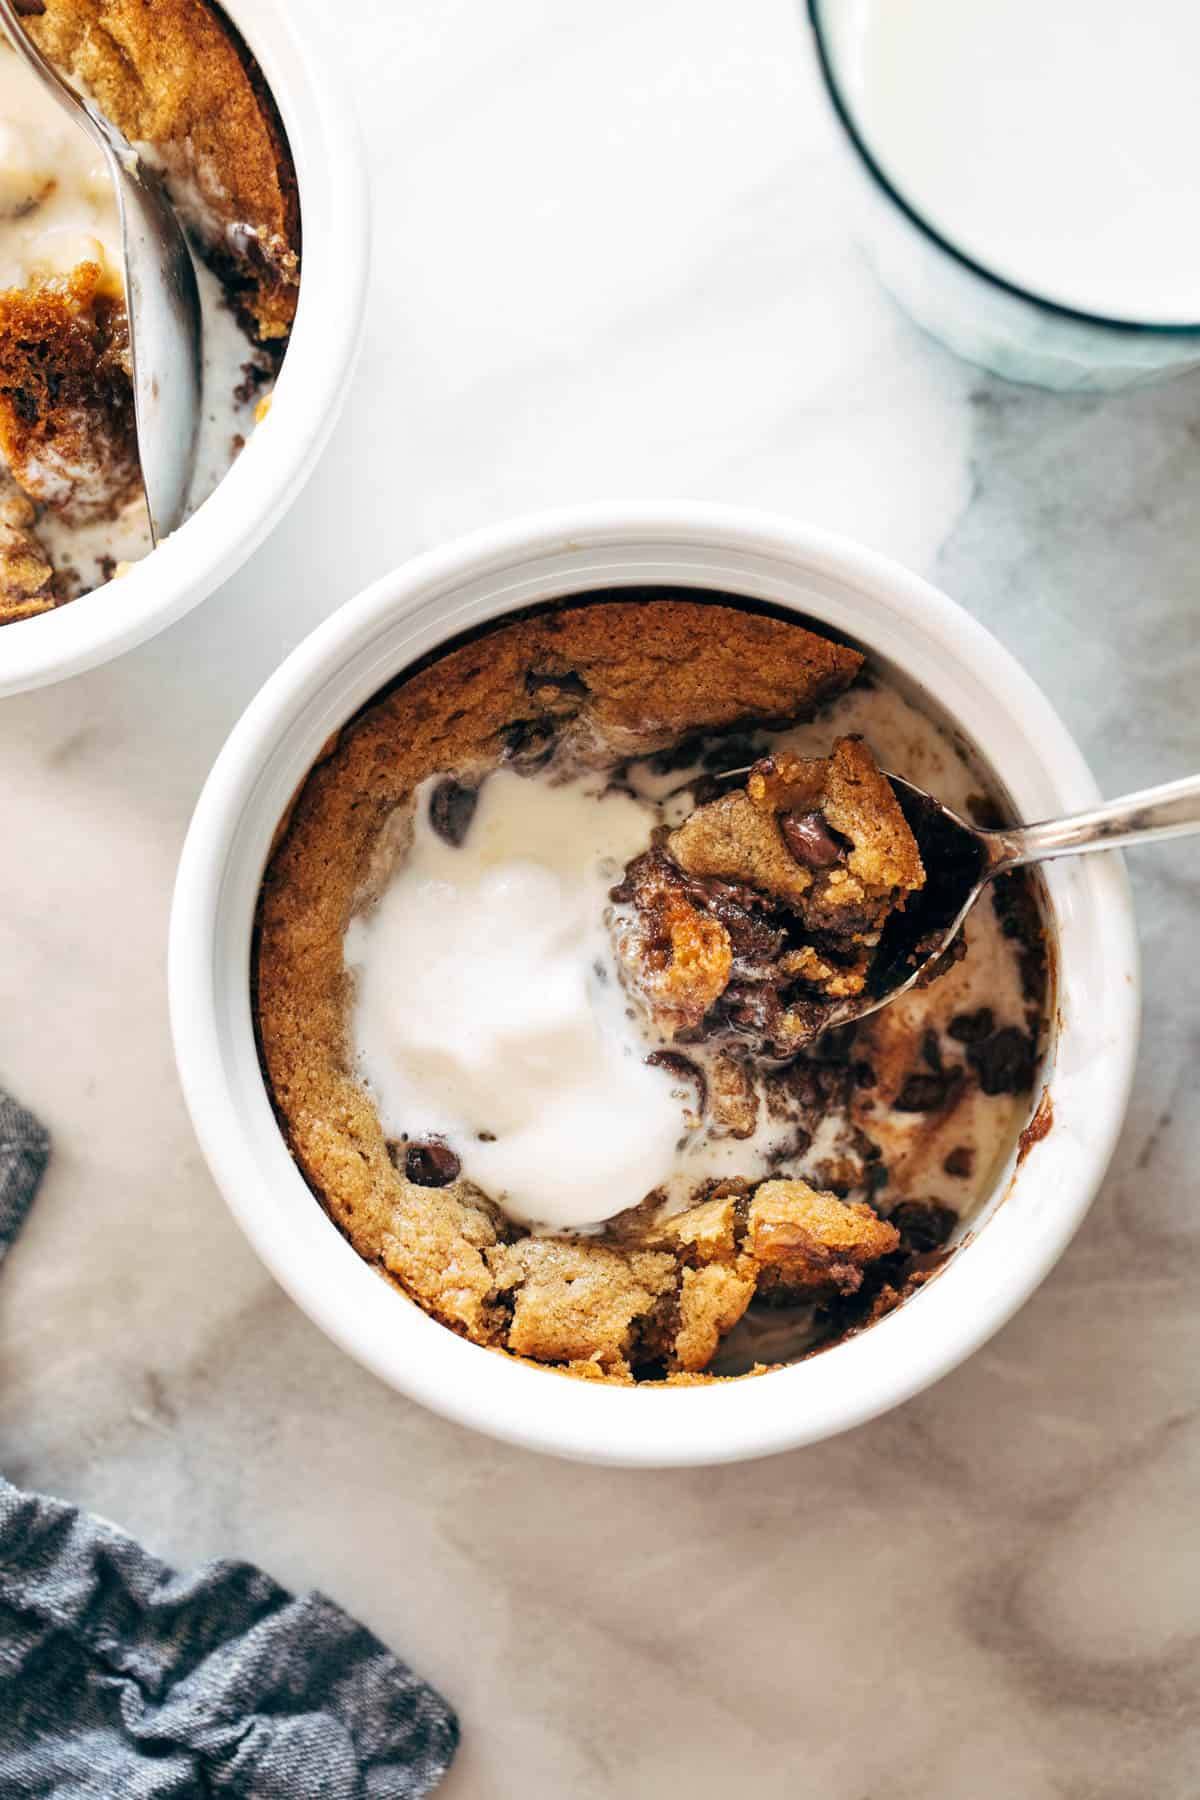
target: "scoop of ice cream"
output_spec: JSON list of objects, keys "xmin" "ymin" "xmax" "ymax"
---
[
  {"xmin": 345, "ymin": 768, "xmax": 687, "ymax": 1231},
  {"xmin": 0, "ymin": 55, "xmax": 120, "ymax": 289}
]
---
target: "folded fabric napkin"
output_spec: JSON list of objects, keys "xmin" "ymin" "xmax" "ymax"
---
[{"xmin": 0, "ymin": 1086, "xmax": 458, "ymax": 1799}]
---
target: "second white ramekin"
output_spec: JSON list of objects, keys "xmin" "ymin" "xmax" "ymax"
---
[{"xmin": 0, "ymin": 0, "xmax": 370, "ymax": 696}]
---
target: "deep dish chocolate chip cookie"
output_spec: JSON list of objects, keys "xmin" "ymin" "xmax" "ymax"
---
[{"xmin": 256, "ymin": 593, "xmax": 1047, "ymax": 1383}]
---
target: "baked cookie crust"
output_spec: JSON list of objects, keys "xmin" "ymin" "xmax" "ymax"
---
[{"xmin": 0, "ymin": 264, "xmax": 138, "ymax": 526}]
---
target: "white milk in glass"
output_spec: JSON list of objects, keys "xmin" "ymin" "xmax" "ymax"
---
[{"xmin": 838, "ymin": 0, "xmax": 1200, "ymax": 323}]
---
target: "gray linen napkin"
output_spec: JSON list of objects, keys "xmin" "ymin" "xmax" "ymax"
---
[{"xmin": 0, "ymin": 1086, "xmax": 458, "ymax": 1799}]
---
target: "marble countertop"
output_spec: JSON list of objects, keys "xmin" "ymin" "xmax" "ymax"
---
[{"xmin": 3, "ymin": 1, "xmax": 1199, "ymax": 1793}]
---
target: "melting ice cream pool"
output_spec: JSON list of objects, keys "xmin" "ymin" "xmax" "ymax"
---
[
  {"xmin": 0, "ymin": 58, "xmax": 120, "ymax": 288},
  {"xmin": 345, "ymin": 768, "xmax": 688, "ymax": 1230}
]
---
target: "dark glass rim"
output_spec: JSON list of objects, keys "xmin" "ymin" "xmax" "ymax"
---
[{"xmin": 806, "ymin": 0, "xmax": 1200, "ymax": 337}]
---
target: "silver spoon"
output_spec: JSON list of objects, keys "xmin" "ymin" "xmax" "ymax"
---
[
  {"xmin": 704, "ymin": 764, "xmax": 1200, "ymax": 1031},
  {"xmin": 0, "ymin": 0, "xmax": 202, "ymax": 542}
]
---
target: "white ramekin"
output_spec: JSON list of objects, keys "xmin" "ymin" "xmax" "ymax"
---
[
  {"xmin": 0, "ymin": 0, "xmax": 370, "ymax": 698},
  {"xmin": 169, "ymin": 504, "xmax": 1140, "ymax": 1467}
]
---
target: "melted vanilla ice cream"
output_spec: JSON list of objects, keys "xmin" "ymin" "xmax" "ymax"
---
[
  {"xmin": 345, "ymin": 770, "xmax": 687, "ymax": 1231},
  {"xmin": 0, "ymin": 45, "xmax": 120, "ymax": 290}
]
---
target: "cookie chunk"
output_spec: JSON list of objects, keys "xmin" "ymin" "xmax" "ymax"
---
[
  {"xmin": 746, "ymin": 1180, "xmax": 900, "ymax": 1297},
  {"xmin": 613, "ymin": 738, "xmax": 925, "ymax": 1051},
  {"xmin": 489, "ymin": 1239, "xmax": 679, "ymax": 1370},
  {"xmin": 0, "ymin": 489, "xmax": 54, "ymax": 623},
  {"xmin": 670, "ymin": 738, "xmax": 924, "ymax": 940},
  {"xmin": 476, "ymin": 1177, "xmax": 899, "ymax": 1379},
  {"xmin": 608, "ymin": 851, "xmax": 732, "ymax": 1037},
  {"xmin": 0, "ymin": 264, "xmax": 139, "ymax": 523}
]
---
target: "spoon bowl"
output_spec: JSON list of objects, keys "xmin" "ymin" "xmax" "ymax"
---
[
  {"xmin": 826, "ymin": 766, "xmax": 1200, "ymax": 1030},
  {"xmin": 669, "ymin": 750, "xmax": 1199, "ymax": 1034}
]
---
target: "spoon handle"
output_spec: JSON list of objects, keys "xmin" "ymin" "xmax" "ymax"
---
[{"xmin": 990, "ymin": 772, "xmax": 1200, "ymax": 870}]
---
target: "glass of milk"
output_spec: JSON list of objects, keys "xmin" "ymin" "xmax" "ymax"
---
[{"xmin": 807, "ymin": 0, "xmax": 1200, "ymax": 390}]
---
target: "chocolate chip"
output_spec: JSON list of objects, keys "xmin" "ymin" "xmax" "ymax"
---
[
  {"xmin": 921, "ymin": 1029, "xmax": 942, "ymax": 1071},
  {"xmin": 502, "ymin": 717, "xmax": 556, "ymax": 770},
  {"xmin": 687, "ymin": 776, "xmax": 725, "ymax": 807},
  {"xmin": 947, "ymin": 1007, "xmax": 994, "ymax": 1044},
  {"xmin": 700, "ymin": 732, "xmax": 760, "ymax": 773},
  {"xmin": 428, "ymin": 778, "xmax": 478, "ymax": 847},
  {"xmin": 14, "ymin": 0, "xmax": 46, "ymax": 14},
  {"xmin": 991, "ymin": 874, "xmax": 1048, "ymax": 1007},
  {"xmin": 779, "ymin": 809, "xmax": 848, "ymax": 869},
  {"xmin": 943, "ymin": 1145, "xmax": 974, "ymax": 1178},
  {"xmin": 645, "ymin": 1050, "xmax": 708, "ymax": 1116},
  {"xmin": 524, "ymin": 667, "xmax": 588, "ymax": 698},
  {"xmin": 643, "ymin": 734, "xmax": 702, "ymax": 776},
  {"xmin": 893, "ymin": 1069, "xmax": 964, "ymax": 1112},
  {"xmin": 702, "ymin": 891, "xmax": 784, "ymax": 966},
  {"xmin": 404, "ymin": 1141, "xmax": 462, "ymax": 1186},
  {"xmin": 233, "ymin": 359, "xmax": 272, "ymax": 406},
  {"xmin": 913, "ymin": 932, "xmax": 969, "ymax": 986},
  {"xmin": 666, "ymin": 856, "xmax": 787, "ymax": 965},
  {"xmin": 890, "ymin": 1199, "xmax": 958, "ymax": 1253},
  {"xmin": 768, "ymin": 1054, "xmax": 854, "ymax": 1117},
  {"xmin": 676, "ymin": 863, "xmax": 763, "ymax": 916},
  {"xmin": 811, "ymin": 1024, "xmax": 857, "ymax": 1065},
  {"xmin": 854, "ymin": 1061, "xmax": 877, "ymax": 1089},
  {"xmin": 968, "ymin": 1027, "xmax": 1036, "ymax": 1096}
]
